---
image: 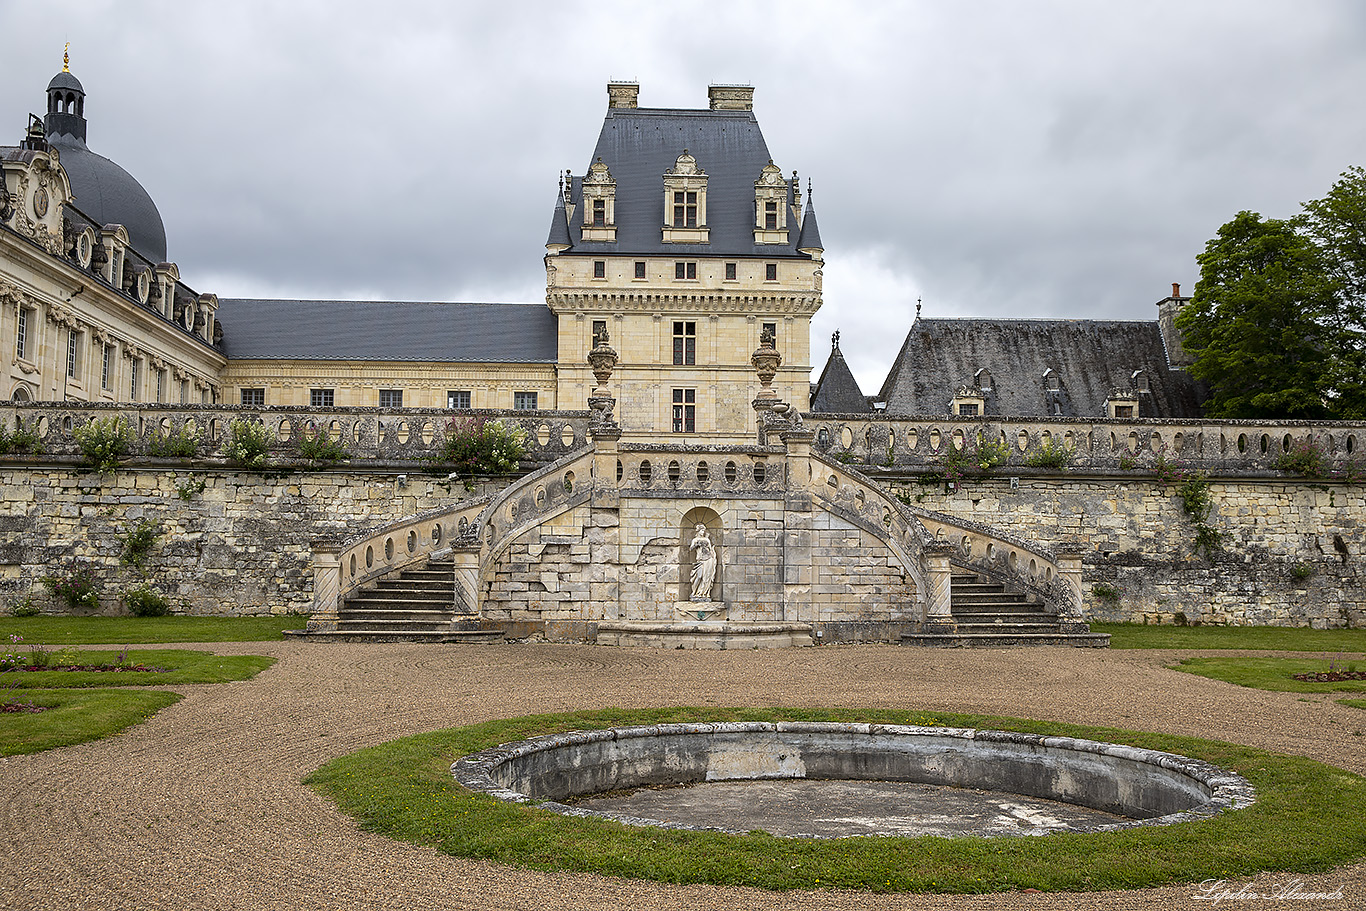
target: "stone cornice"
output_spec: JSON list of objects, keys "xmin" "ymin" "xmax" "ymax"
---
[{"xmin": 548, "ymin": 289, "xmax": 821, "ymax": 316}]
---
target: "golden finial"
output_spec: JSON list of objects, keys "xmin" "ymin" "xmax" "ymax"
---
[{"xmin": 63, "ymin": 44, "xmax": 70, "ymax": 72}]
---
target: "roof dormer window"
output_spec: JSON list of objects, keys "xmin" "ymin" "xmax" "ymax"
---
[
  {"xmin": 580, "ymin": 157, "xmax": 617, "ymax": 242},
  {"xmin": 661, "ymin": 150, "xmax": 709, "ymax": 244},
  {"xmin": 1043, "ymin": 368, "xmax": 1060, "ymax": 392},
  {"xmin": 1132, "ymin": 369, "xmax": 1151, "ymax": 394},
  {"xmin": 974, "ymin": 368, "xmax": 993, "ymax": 391},
  {"xmin": 753, "ymin": 159, "xmax": 790, "ymax": 244}
]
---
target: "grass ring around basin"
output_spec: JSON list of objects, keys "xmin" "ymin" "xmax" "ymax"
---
[{"xmin": 305, "ymin": 707, "xmax": 1366, "ymax": 894}]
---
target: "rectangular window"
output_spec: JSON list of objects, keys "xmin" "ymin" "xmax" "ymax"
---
[
  {"xmin": 765, "ymin": 200, "xmax": 778, "ymax": 230},
  {"xmin": 591, "ymin": 320, "xmax": 607, "ymax": 345},
  {"xmin": 592, "ymin": 199, "xmax": 605, "ymax": 227},
  {"xmin": 634, "ymin": 261, "xmax": 646, "ymax": 279},
  {"xmin": 101, "ymin": 345, "xmax": 113, "ymax": 390},
  {"xmin": 379, "ymin": 389, "xmax": 403, "ymax": 408},
  {"xmin": 156, "ymin": 369, "xmax": 165, "ymax": 403},
  {"xmin": 765, "ymin": 263, "xmax": 778, "ymax": 281},
  {"xmin": 762, "ymin": 322, "xmax": 777, "ymax": 347},
  {"xmin": 180, "ymin": 380, "xmax": 189, "ymax": 404},
  {"xmin": 673, "ymin": 261, "xmax": 696, "ymax": 280},
  {"xmin": 593, "ymin": 260, "xmax": 606, "ymax": 279},
  {"xmin": 725, "ymin": 262, "xmax": 737, "ymax": 281},
  {"xmin": 310, "ymin": 388, "xmax": 334, "ymax": 407},
  {"xmin": 447, "ymin": 390, "xmax": 471, "ymax": 409},
  {"xmin": 15, "ymin": 307, "xmax": 30, "ymax": 360},
  {"xmin": 958, "ymin": 403, "xmax": 980, "ymax": 417},
  {"xmin": 240, "ymin": 387, "xmax": 265, "ymax": 407},
  {"xmin": 672, "ymin": 190, "xmax": 697, "ymax": 227},
  {"xmin": 129, "ymin": 359, "xmax": 140, "ymax": 401},
  {"xmin": 672, "ymin": 321, "xmax": 696, "ymax": 366},
  {"xmin": 672, "ymin": 388, "xmax": 696, "ymax": 433},
  {"xmin": 1113, "ymin": 405, "xmax": 1134, "ymax": 419},
  {"xmin": 514, "ymin": 391, "xmax": 538, "ymax": 410},
  {"xmin": 67, "ymin": 329, "xmax": 80, "ymax": 379}
]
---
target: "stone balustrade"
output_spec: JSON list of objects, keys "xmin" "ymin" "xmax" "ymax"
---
[
  {"xmin": 0, "ymin": 402, "xmax": 591, "ymax": 469},
  {"xmin": 806, "ymin": 451, "xmax": 1078, "ymax": 621},
  {"xmin": 475, "ymin": 447, "xmax": 597, "ymax": 573},
  {"xmin": 806, "ymin": 414, "xmax": 1366, "ymax": 473},
  {"xmin": 310, "ymin": 496, "xmax": 495, "ymax": 629},
  {"xmin": 613, "ymin": 443, "xmax": 788, "ymax": 496}
]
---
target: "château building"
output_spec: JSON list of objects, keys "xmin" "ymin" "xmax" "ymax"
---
[{"xmin": 3, "ymin": 60, "xmax": 1201, "ymax": 434}]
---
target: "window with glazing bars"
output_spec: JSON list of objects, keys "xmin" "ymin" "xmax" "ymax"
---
[
  {"xmin": 672, "ymin": 191, "xmax": 697, "ymax": 227},
  {"xmin": 672, "ymin": 388, "xmax": 696, "ymax": 433},
  {"xmin": 311, "ymin": 388, "xmax": 334, "ymax": 407},
  {"xmin": 672, "ymin": 321, "xmax": 695, "ymax": 365},
  {"xmin": 67, "ymin": 329, "xmax": 79, "ymax": 379},
  {"xmin": 764, "ymin": 200, "xmax": 778, "ymax": 229},
  {"xmin": 379, "ymin": 389, "xmax": 403, "ymax": 408}
]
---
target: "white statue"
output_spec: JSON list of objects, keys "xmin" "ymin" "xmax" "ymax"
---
[{"xmin": 689, "ymin": 524, "xmax": 717, "ymax": 602}]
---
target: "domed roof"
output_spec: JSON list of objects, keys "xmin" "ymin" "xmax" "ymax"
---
[
  {"xmin": 47, "ymin": 71, "xmax": 84, "ymax": 93},
  {"xmin": 44, "ymin": 67, "xmax": 168, "ymax": 263}
]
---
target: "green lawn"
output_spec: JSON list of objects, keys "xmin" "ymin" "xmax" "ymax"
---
[
  {"xmin": 1095, "ymin": 622, "xmax": 1366, "ymax": 652},
  {"xmin": 0, "ymin": 615, "xmax": 302, "ymax": 644},
  {"xmin": 2, "ymin": 649, "xmax": 275, "ymax": 688},
  {"xmin": 1, "ymin": 688, "xmax": 181, "ymax": 755},
  {"xmin": 1172, "ymin": 656, "xmax": 1366, "ymax": 693},
  {"xmin": 1340, "ymin": 699, "xmax": 1366, "ymax": 710},
  {"xmin": 306, "ymin": 706, "xmax": 1366, "ymax": 894}
]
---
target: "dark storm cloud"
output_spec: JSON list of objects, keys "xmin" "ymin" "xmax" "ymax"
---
[{"xmin": 4, "ymin": 0, "xmax": 1363, "ymax": 391}]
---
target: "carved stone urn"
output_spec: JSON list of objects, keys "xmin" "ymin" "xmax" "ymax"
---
[
  {"xmin": 587, "ymin": 327, "xmax": 618, "ymax": 397},
  {"xmin": 750, "ymin": 327, "xmax": 782, "ymax": 404}
]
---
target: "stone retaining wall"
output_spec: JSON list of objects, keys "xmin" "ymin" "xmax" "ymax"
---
[
  {"xmin": 2, "ymin": 461, "xmax": 1363, "ymax": 628},
  {"xmin": 888, "ymin": 473, "xmax": 1365, "ymax": 628},
  {"xmin": 0, "ymin": 465, "xmax": 503, "ymax": 616}
]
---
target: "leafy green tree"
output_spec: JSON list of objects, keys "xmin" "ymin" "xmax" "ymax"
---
[
  {"xmin": 1177, "ymin": 211, "xmax": 1339, "ymax": 419},
  {"xmin": 1301, "ymin": 166, "xmax": 1366, "ymax": 417}
]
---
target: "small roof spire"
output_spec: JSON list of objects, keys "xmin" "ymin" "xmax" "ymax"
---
[
  {"xmin": 916, "ymin": 297, "xmax": 922, "ymax": 319},
  {"xmin": 63, "ymin": 43, "xmax": 70, "ymax": 72},
  {"xmin": 832, "ymin": 329, "xmax": 840, "ymax": 352}
]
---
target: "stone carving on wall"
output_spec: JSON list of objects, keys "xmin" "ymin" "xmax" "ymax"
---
[{"xmin": 688, "ymin": 524, "xmax": 717, "ymax": 602}]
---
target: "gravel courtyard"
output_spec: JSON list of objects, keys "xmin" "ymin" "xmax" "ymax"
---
[{"xmin": 3, "ymin": 641, "xmax": 1362, "ymax": 910}]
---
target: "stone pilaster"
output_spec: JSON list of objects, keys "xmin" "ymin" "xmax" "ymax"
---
[
  {"xmin": 922, "ymin": 542, "xmax": 957, "ymax": 633},
  {"xmin": 307, "ymin": 543, "xmax": 342, "ymax": 632}
]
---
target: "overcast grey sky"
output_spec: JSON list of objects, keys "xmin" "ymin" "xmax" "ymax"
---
[{"xmin": 5, "ymin": 1, "xmax": 1364, "ymax": 392}]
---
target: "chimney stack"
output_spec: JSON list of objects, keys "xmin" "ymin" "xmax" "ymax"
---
[
  {"xmin": 708, "ymin": 84, "xmax": 754, "ymax": 111},
  {"xmin": 607, "ymin": 82, "xmax": 639, "ymax": 109},
  {"xmin": 1172, "ymin": 282, "xmax": 1181, "ymax": 298}
]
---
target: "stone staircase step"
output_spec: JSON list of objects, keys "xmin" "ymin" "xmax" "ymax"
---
[
  {"xmin": 902, "ymin": 568, "xmax": 1110, "ymax": 649},
  {"xmin": 902, "ymin": 631, "xmax": 1112, "ymax": 648}
]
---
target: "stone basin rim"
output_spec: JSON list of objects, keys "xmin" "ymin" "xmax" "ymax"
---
[{"xmin": 451, "ymin": 721, "xmax": 1257, "ymax": 838}]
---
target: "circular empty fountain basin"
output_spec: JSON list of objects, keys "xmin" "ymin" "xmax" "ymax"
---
[{"xmin": 451, "ymin": 722, "xmax": 1255, "ymax": 838}]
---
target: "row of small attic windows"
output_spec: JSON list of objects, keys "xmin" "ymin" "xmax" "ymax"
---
[
  {"xmin": 951, "ymin": 369, "xmax": 1153, "ymax": 418},
  {"xmin": 577, "ymin": 154, "xmax": 796, "ymax": 244}
]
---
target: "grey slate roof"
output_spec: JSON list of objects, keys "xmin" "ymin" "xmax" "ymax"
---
[
  {"xmin": 797, "ymin": 199, "xmax": 823, "ymax": 252},
  {"xmin": 553, "ymin": 106, "xmax": 809, "ymax": 259},
  {"xmin": 546, "ymin": 189, "xmax": 571, "ymax": 248},
  {"xmin": 879, "ymin": 318, "xmax": 1205, "ymax": 418},
  {"xmin": 215, "ymin": 299, "xmax": 558, "ymax": 362},
  {"xmin": 811, "ymin": 341, "xmax": 872, "ymax": 413}
]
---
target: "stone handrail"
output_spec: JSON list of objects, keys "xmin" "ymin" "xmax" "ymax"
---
[
  {"xmin": 909, "ymin": 507, "xmax": 1081, "ymax": 617},
  {"xmin": 807, "ymin": 452, "xmax": 1079, "ymax": 621},
  {"xmin": 0, "ymin": 402, "xmax": 591, "ymax": 469},
  {"xmin": 473, "ymin": 447, "xmax": 597, "ymax": 592},
  {"xmin": 806, "ymin": 452, "xmax": 933, "ymax": 611},
  {"xmin": 806, "ymin": 414, "xmax": 1366, "ymax": 474},
  {"xmin": 311, "ymin": 496, "xmax": 495, "ymax": 626}
]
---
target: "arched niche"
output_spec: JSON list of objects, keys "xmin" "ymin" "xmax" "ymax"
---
[{"xmin": 678, "ymin": 506, "xmax": 723, "ymax": 605}]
